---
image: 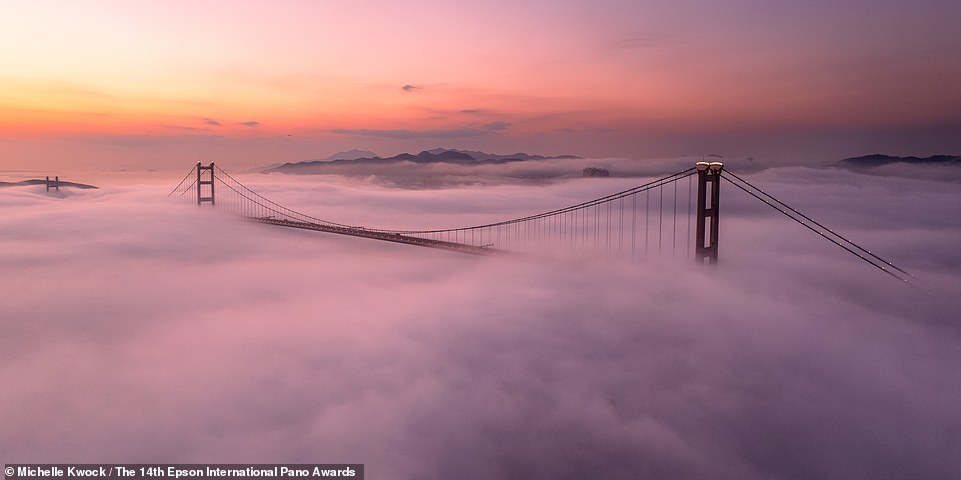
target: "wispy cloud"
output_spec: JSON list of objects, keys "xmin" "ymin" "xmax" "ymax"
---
[
  {"xmin": 608, "ymin": 36, "xmax": 658, "ymax": 50},
  {"xmin": 236, "ymin": 121, "xmax": 260, "ymax": 127},
  {"xmin": 162, "ymin": 125, "xmax": 199, "ymax": 132},
  {"xmin": 402, "ymin": 84, "xmax": 421, "ymax": 92},
  {"xmin": 203, "ymin": 118, "xmax": 221, "ymax": 126},
  {"xmin": 483, "ymin": 121, "xmax": 511, "ymax": 131}
]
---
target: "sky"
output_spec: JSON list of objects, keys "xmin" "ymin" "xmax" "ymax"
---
[
  {"xmin": 2, "ymin": 166, "xmax": 960, "ymax": 477},
  {"xmin": 2, "ymin": 0, "xmax": 960, "ymax": 171}
]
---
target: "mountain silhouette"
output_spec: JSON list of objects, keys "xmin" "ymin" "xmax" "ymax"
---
[
  {"xmin": 839, "ymin": 154, "xmax": 961, "ymax": 168},
  {"xmin": 266, "ymin": 148, "xmax": 581, "ymax": 173}
]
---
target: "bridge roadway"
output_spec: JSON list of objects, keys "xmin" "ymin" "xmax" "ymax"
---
[{"xmin": 255, "ymin": 217, "xmax": 496, "ymax": 255}]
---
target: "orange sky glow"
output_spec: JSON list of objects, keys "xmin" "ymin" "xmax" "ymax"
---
[{"xmin": 2, "ymin": 0, "xmax": 959, "ymax": 170}]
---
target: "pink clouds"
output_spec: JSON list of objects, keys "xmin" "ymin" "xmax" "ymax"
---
[{"xmin": 1, "ymin": 167, "xmax": 960, "ymax": 477}]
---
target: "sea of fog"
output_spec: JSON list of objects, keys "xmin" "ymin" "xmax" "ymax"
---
[{"xmin": 1, "ymin": 165, "xmax": 959, "ymax": 479}]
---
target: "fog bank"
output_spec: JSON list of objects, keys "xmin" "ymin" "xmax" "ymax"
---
[{"xmin": 1, "ymin": 167, "xmax": 959, "ymax": 479}]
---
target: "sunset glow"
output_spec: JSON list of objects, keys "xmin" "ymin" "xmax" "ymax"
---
[{"xmin": 2, "ymin": 0, "xmax": 959, "ymax": 168}]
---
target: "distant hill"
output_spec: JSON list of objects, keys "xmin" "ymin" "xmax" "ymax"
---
[
  {"xmin": 265, "ymin": 148, "xmax": 581, "ymax": 173},
  {"xmin": 0, "ymin": 179, "xmax": 98, "ymax": 189},
  {"xmin": 425, "ymin": 148, "xmax": 581, "ymax": 163},
  {"xmin": 839, "ymin": 154, "xmax": 961, "ymax": 168},
  {"xmin": 323, "ymin": 149, "xmax": 378, "ymax": 161}
]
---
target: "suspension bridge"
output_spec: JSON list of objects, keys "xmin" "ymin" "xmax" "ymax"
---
[{"xmin": 169, "ymin": 161, "xmax": 914, "ymax": 283}]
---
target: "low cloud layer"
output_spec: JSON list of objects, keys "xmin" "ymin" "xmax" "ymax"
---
[{"xmin": 1, "ymin": 167, "xmax": 959, "ymax": 478}]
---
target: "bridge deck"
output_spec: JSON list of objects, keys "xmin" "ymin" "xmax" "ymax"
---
[{"xmin": 254, "ymin": 217, "xmax": 496, "ymax": 255}]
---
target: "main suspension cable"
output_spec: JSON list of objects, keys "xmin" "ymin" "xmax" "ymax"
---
[
  {"xmin": 721, "ymin": 171, "xmax": 911, "ymax": 283},
  {"xmin": 724, "ymin": 169, "xmax": 913, "ymax": 278}
]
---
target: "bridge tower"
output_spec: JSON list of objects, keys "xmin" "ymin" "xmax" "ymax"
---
[
  {"xmin": 196, "ymin": 162, "xmax": 215, "ymax": 205},
  {"xmin": 695, "ymin": 161, "xmax": 722, "ymax": 264}
]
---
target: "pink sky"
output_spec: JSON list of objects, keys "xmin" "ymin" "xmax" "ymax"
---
[{"xmin": 2, "ymin": 0, "xmax": 960, "ymax": 170}]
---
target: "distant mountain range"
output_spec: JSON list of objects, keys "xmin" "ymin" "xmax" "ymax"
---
[
  {"xmin": 266, "ymin": 148, "xmax": 581, "ymax": 173},
  {"xmin": 323, "ymin": 149, "xmax": 378, "ymax": 161},
  {"xmin": 839, "ymin": 154, "xmax": 961, "ymax": 168}
]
